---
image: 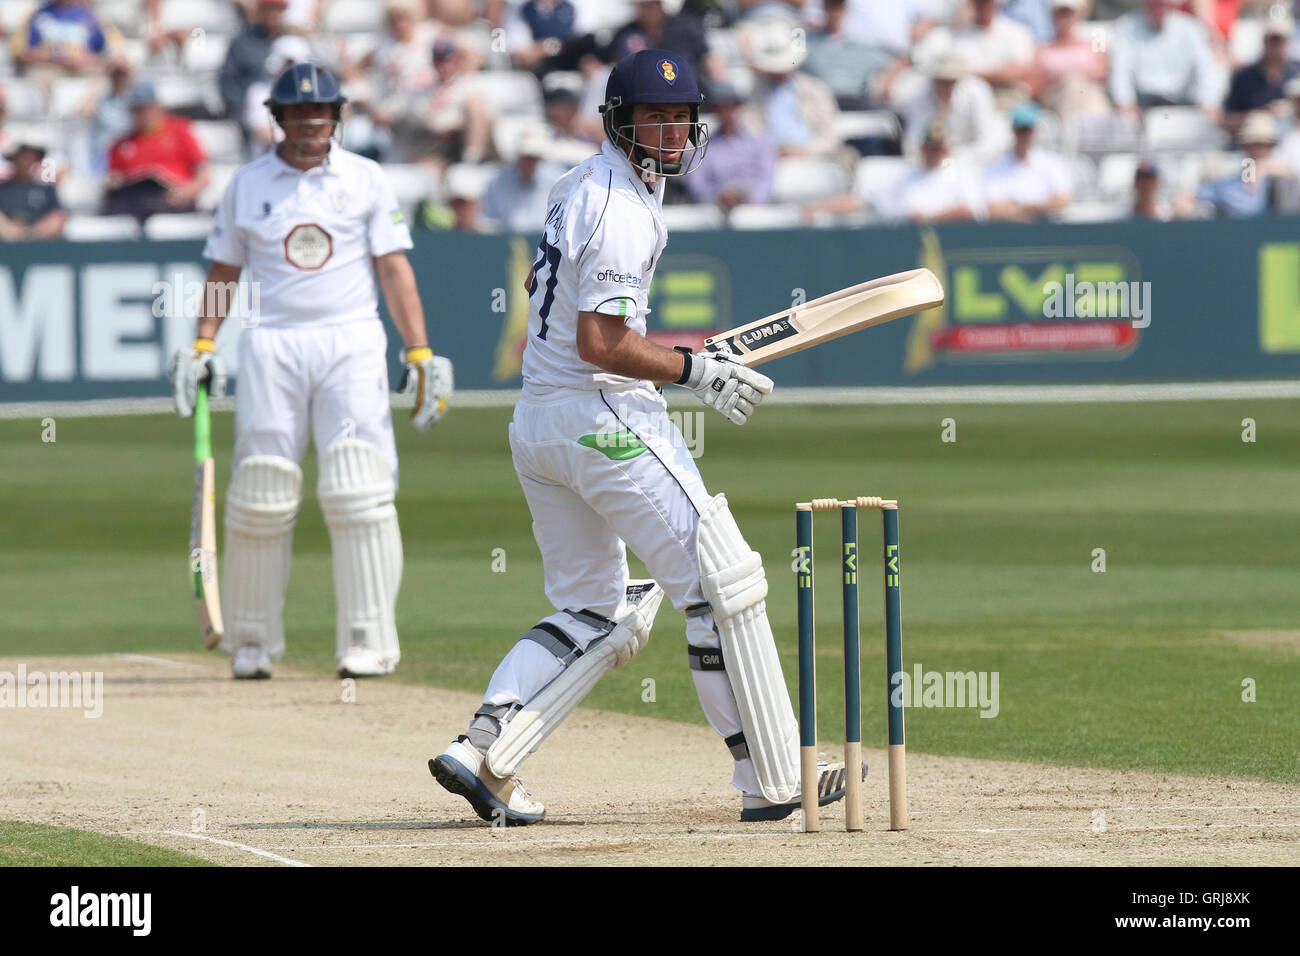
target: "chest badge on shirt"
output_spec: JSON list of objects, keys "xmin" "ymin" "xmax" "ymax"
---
[
  {"xmin": 284, "ymin": 223, "xmax": 333, "ymax": 270},
  {"xmin": 331, "ymin": 189, "xmax": 348, "ymax": 212}
]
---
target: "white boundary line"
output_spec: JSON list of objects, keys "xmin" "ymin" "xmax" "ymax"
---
[
  {"xmin": 159, "ymin": 830, "xmax": 312, "ymax": 867},
  {"xmin": 3, "ymin": 380, "xmax": 1299, "ymax": 419},
  {"xmin": 114, "ymin": 654, "xmax": 204, "ymax": 670}
]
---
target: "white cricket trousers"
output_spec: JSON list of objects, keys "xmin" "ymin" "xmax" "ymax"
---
[{"xmin": 489, "ymin": 383, "xmax": 764, "ymax": 796}]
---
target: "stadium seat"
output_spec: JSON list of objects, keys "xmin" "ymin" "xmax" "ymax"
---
[
  {"xmin": 728, "ymin": 203, "xmax": 803, "ymax": 230},
  {"xmin": 157, "ymin": 0, "xmax": 241, "ymax": 35},
  {"xmin": 440, "ymin": 162, "xmax": 499, "ymax": 203},
  {"xmin": 854, "ymin": 156, "xmax": 912, "ymax": 205},
  {"xmin": 661, "ymin": 204, "xmax": 725, "ymax": 231},
  {"xmin": 323, "ymin": 0, "xmax": 387, "ymax": 34},
  {"xmin": 835, "ymin": 111, "xmax": 902, "ymax": 144},
  {"xmin": 183, "ymin": 32, "xmax": 231, "ymax": 73},
  {"xmin": 579, "ymin": 0, "xmax": 635, "ymax": 33},
  {"xmin": 464, "ymin": 71, "xmax": 545, "ymax": 118},
  {"xmin": 97, "ymin": 0, "xmax": 142, "ymax": 37},
  {"xmin": 144, "ymin": 213, "xmax": 216, "ymax": 240},
  {"xmin": 63, "ymin": 215, "xmax": 141, "ymax": 241},
  {"xmin": 383, "ymin": 163, "xmax": 437, "ymax": 207},
  {"xmin": 1053, "ymin": 200, "xmax": 1131, "ymax": 223},
  {"xmin": 1097, "ymin": 153, "xmax": 1139, "ymax": 201},
  {"xmin": 57, "ymin": 172, "xmax": 103, "ymax": 214},
  {"xmin": 771, "ymin": 157, "xmax": 850, "ymax": 203},
  {"xmin": 1067, "ymin": 155, "xmax": 1098, "ymax": 201},
  {"xmin": 193, "ymin": 120, "xmax": 244, "ymax": 165},
  {"xmin": 47, "ymin": 78, "xmax": 98, "ymax": 120},
  {"xmin": 198, "ymin": 163, "xmax": 239, "ymax": 211},
  {"xmin": 1143, "ymin": 106, "xmax": 1226, "ymax": 151},
  {"xmin": 2, "ymin": 78, "xmax": 45, "ymax": 121}
]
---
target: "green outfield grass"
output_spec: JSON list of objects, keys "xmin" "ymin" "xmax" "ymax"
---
[
  {"xmin": 1, "ymin": 399, "xmax": 1297, "ymax": 784},
  {"xmin": 0, "ymin": 821, "xmax": 210, "ymax": 866}
]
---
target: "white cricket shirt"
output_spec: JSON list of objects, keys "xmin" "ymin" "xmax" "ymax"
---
[
  {"xmin": 203, "ymin": 146, "xmax": 412, "ymax": 326},
  {"xmin": 520, "ymin": 141, "xmax": 668, "ymax": 397}
]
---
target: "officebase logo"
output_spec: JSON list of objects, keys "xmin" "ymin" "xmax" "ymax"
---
[{"xmin": 0, "ymin": 665, "xmax": 103, "ymax": 718}]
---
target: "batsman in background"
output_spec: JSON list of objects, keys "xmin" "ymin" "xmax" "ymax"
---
[
  {"xmin": 430, "ymin": 49, "xmax": 855, "ymax": 825},
  {"xmin": 168, "ymin": 63, "xmax": 453, "ymax": 680}
]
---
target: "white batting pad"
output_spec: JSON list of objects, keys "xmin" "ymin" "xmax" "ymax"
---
[
  {"xmin": 697, "ymin": 494, "xmax": 800, "ymax": 803},
  {"xmin": 486, "ymin": 581, "xmax": 664, "ymax": 777},
  {"xmin": 221, "ymin": 456, "xmax": 303, "ymax": 659},
  {"xmin": 318, "ymin": 439, "xmax": 403, "ymax": 666}
]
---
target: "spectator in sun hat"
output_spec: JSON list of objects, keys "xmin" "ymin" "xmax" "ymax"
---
[
  {"xmin": 1194, "ymin": 110, "xmax": 1282, "ymax": 218},
  {"xmin": 0, "ymin": 134, "xmax": 66, "ymax": 240}
]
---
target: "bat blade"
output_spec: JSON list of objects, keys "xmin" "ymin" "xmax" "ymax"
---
[
  {"xmin": 701, "ymin": 268, "xmax": 944, "ymax": 368},
  {"xmin": 190, "ymin": 383, "xmax": 223, "ymax": 649}
]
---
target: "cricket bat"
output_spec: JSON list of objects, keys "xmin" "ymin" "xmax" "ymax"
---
[
  {"xmin": 701, "ymin": 268, "xmax": 944, "ymax": 367},
  {"xmin": 189, "ymin": 380, "xmax": 223, "ymax": 649}
]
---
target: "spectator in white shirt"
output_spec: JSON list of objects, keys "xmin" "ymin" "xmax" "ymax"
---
[
  {"xmin": 802, "ymin": 119, "xmax": 985, "ymax": 223},
  {"xmin": 480, "ymin": 129, "xmax": 567, "ymax": 234},
  {"xmin": 949, "ymin": 0, "xmax": 1036, "ymax": 100},
  {"xmin": 902, "ymin": 53, "xmax": 1010, "ymax": 164},
  {"xmin": 1109, "ymin": 0, "xmax": 1221, "ymax": 124},
  {"xmin": 984, "ymin": 101, "xmax": 1073, "ymax": 219}
]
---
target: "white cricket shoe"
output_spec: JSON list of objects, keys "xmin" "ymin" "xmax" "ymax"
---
[
  {"xmin": 429, "ymin": 736, "xmax": 546, "ymax": 826},
  {"xmin": 337, "ymin": 645, "xmax": 395, "ymax": 678},
  {"xmin": 231, "ymin": 644, "xmax": 272, "ymax": 680}
]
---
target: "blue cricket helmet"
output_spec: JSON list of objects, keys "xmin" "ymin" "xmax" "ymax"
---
[
  {"xmin": 265, "ymin": 62, "xmax": 347, "ymax": 118},
  {"xmin": 599, "ymin": 49, "xmax": 709, "ymax": 176}
]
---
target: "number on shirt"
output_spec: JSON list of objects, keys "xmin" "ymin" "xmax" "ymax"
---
[{"xmin": 529, "ymin": 238, "xmax": 562, "ymax": 340}]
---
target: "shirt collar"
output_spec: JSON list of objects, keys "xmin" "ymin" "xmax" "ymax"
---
[
  {"xmin": 601, "ymin": 140, "xmax": 666, "ymax": 204},
  {"xmin": 269, "ymin": 146, "xmax": 335, "ymax": 178}
]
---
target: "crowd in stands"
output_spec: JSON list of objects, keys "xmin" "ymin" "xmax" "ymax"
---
[{"xmin": 6, "ymin": 0, "xmax": 1300, "ymax": 241}]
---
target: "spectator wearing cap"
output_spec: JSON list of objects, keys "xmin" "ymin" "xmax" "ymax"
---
[
  {"xmin": 1031, "ymin": 0, "xmax": 1110, "ymax": 119},
  {"xmin": 1130, "ymin": 159, "xmax": 1174, "ymax": 220},
  {"xmin": 805, "ymin": 0, "xmax": 895, "ymax": 110},
  {"xmin": 739, "ymin": 14, "xmax": 842, "ymax": 158},
  {"xmin": 244, "ymin": 35, "xmax": 316, "ymax": 157},
  {"xmin": 13, "ymin": 0, "xmax": 120, "ymax": 77},
  {"xmin": 219, "ymin": 0, "xmax": 288, "ymax": 120},
  {"xmin": 948, "ymin": 0, "xmax": 1037, "ymax": 101},
  {"xmin": 0, "ymin": 137, "xmax": 66, "ymax": 240},
  {"xmin": 682, "ymin": 82, "xmax": 776, "ymax": 211},
  {"xmin": 105, "ymin": 81, "xmax": 210, "ymax": 223},
  {"xmin": 1194, "ymin": 110, "xmax": 1281, "ymax": 217},
  {"xmin": 1223, "ymin": 14, "xmax": 1297, "ymax": 135},
  {"xmin": 481, "ymin": 129, "xmax": 567, "ymax": 233},
  {"xmin": 902, "ymin": 54, "xmax": 1008, "ymax": 165},
  {"xmin": 1109, "ymin": 0, "xmax": 1220, "ymax": 124},
  {"xmin": 983, "ymin": 102, "xmax": 1072, "ymax": 220}
]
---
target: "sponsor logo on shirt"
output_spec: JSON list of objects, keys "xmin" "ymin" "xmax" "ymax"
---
[
  {"xmin": 283, "ymin": 222, "xmax": 333, "ymax": 270},
  {"xmin": 597, "ymin": 269, "xmax": 642, "ymax": 287}
]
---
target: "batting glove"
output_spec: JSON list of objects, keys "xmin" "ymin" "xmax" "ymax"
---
[
  {"xmin": 168, "ymin": 338, "xmax": 228, "ymax": 418},
  {"xmin": 399, "ymin": 346, "xmax": 454, "ymax": 430},
  {"xmin": 675, "ymin": 349, "xmax": 774, "ymax": 425}
]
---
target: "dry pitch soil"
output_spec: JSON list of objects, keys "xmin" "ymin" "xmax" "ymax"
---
[{"xmin": 1, "ymin": 654, "xmax": 1297, "ymax": 866}]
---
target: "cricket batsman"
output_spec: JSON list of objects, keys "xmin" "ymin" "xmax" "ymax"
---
[
  {"xmin": 430, "ymin": 49, "xmax": 857, "ymax": 824},
  {"xmin": 168, "ymin": 63, "xmax": 453, "ymax": 680}
]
